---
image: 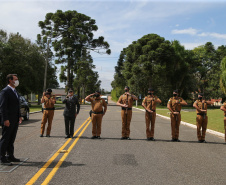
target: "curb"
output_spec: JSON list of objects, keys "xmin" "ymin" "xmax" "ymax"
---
[{"xmin": 133, "ymin": 107, "xmax": 224, "ymax": 139}]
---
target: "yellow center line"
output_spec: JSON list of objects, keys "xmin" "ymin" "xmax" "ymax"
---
[
  {"xmin": 41, "ymin": 119, "xmax": 92, "ymax": 185},
  {"xmin": 26, "ymin": 117, "xmax": 91, "ymax": 185}
]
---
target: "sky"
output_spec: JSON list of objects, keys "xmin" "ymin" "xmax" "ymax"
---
[{"xmin": 0, "ymin": 0, "xmax": 226, "ymax": 91}]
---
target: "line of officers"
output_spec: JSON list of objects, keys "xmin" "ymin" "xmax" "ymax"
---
[{"xmin": 40, "ymin": 87, "xmax": 226, "ymax": 143}]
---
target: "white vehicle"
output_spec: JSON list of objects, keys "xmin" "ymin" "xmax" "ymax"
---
[{"xmin": 101, "ymin": 96, "xmax": 108, "ymax": 104}]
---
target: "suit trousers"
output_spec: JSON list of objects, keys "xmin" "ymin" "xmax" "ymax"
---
[
  {"xmin": 145, "ymin": 111, "xmax": 156, "ymax": 138},
  {"xmin": 0, "ymin": 123, "xmax": 18, "ymax": 160},
  {"xmin": 91, "ymin": 114, "xmax": 103, "ymax": 136},
  {"xmin": 64, "ymin": 116, "xmax": 76, "ymax": 136},
  {"xmin": 170, "ymin": 113, "xmax": 181, "ymax": 139},
  {"xmin": 121, "ymin": 109, "xmax": 132, "ymax": 137},
  {"xmin": 196, "ymin": 115, "xmax": 208, "ymax": 141},
  {"xmin": 41, "ymin": 110, "xmax": 54, "ymax": 135}
]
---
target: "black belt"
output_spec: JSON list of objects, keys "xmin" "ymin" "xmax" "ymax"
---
[
  {"xmin": 197, "ymin": 113, "xmax": 206, "ymax": 116},
  {"xmin": 122, "ymin": 107, "xmax": 132, "ymax": 110},
  {"xmin": 146, "ymin": 110, "xmax": 155, "ymax": 112},
  {"xmin": 224, "ymin": 115, "xmax": 226, "ymax": 117},
  {"xmin": 43, "ymin": 108, "xmax": 55, "ymax": 110},
  {"xmin": 92, "ymin": 111, "xmax": 103, "ymax": 114}
]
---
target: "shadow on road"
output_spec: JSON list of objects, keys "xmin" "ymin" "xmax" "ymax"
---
[{"xmin": 22, "ymin": 161, "xmax": 85, "ymax": 168}]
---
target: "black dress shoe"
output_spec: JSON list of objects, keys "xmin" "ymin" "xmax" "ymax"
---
[
  {"xmin": 97, "ymin": 136, "xmax": 101, "ymax": 139},
  {"xmin": 7, "ymin": 156, "xmax": 20, "ymax": 162},
  {"xmin": 1, "ymin": 159, "xmax": 12, "ymax": 166},
  {"xmin": 171, "ymin": 138, "xmax": 177, "ymax": 142},
  {"xmin": 65, "ymin": 135, "xmax": 70, "ymax": 139},
  {"xmin": 70, "ymin": 135, "xmax": 73, "ymax": 138},
  {"xmin": 202, "ymin": 140, "xmax": 207, "ymax": 143},
  {"xmin": 176, "ymin": 139, "xmax": 181, "ymax": 142},
  {"xmin": 91, "ymin": 136, "xmax": 96, "ymax": 139},
  {"xmin": 46, "ymin": 135, "xmax": 50, "ymax": 137},
  {"xmin": 150, "ymin": 137, "xmax": 155, "ymax": 141},
  {"xmin": 121, "ymin": 137, "xmax": 126, "ymax": 140},
  {"xmin": 40, "ymin": 134, "xmax": 43, "ymax": 137},
  {"xmin": 198, "ymin": 140, "xmax": 203, "ymax": 143},
  {"xmin": 126, "ymin": 137, "xmax": 131, "ymax": 140}
]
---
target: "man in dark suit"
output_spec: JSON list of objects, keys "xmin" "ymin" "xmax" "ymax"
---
[
  {"xmin": 0, "ymin": 74, "xmax": 22, "ymax": 165},
  {"xmin": 63, "ymin": 89, "xmax": 80, "ymax": 138}
]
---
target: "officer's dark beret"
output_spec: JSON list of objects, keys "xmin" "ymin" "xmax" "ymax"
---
[
  {"xmin": 46, "ymin": 88, "xmax": 52, "ymax": 93},
  {"xmin": 125, "ymin": 86, "xmax": 130, "ymax": 90},
  {"xmin": 95, "ymin": 90, "xmax": 101, "ymax": 94},
  {"xmin": 173, "ymin": 90, "xmax": 178, "ymax": 93},
  {"xmin": 148, "ymin": 88, "xmax": 154, "ymax": 91},
  {"xmin": 198, "ymin": 93, "xmax": 204, "ymax": 96}
]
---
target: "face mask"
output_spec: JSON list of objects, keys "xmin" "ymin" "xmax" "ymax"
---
[
  {"xmin": 14, "ymin": 80, "xmax": 19, "ymax": 87},
  {"xmin": 148, "ymin": 93, "xmax": 153, "ymax": 95},
  {"xmin": 95, "ymin": 94, "xmax": 100, "ymax": 97},
  {"xmin": 125, "ymin": 89, "xmax": 128, "ymax": 92},
  {"xmin": 173, "ymin": 94, "xmax": 177, "ymax": 97},
  {"xmin": 198, "ymin": 97, "xmax": 202, "ymax": 100}
]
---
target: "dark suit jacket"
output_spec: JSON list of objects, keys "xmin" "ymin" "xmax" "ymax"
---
[
  {"xmin": 63, "ymin": 96, "xmax": 80, "ymax": 117},
  {"xmin": 0, "ymin": 86, "xmax": 21, "ymax": 125}
]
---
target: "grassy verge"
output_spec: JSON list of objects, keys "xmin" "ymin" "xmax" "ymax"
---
[{"xmin": 135, "ymin": 106, "xmax": 225, "ymax": 134}]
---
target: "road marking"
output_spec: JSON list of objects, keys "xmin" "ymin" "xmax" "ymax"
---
[
  {"xmin": 26, "ymin": 117, "xmax": 91, "ymax": 185},
  {"xmin": 41, "ymin": 118, "xmax": 92, "ymax": 185}
]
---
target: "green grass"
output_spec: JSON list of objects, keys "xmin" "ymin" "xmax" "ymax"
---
[{"xmin": 135, "ymin": 106, "xmax": 225, "ymax": 134}]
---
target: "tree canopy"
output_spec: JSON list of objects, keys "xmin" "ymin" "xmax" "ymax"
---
[
  {"xmin": 38, "ymin": 10, "xmax": 111, "ymax": 91},
  {"xmin": 112, "ymin": 33, "xmax": 226, "ymax": 104}
]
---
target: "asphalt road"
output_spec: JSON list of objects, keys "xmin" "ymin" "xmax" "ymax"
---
[{"xmin": 0, "ymin": 101, "xmax": 226, "ymax": 185}]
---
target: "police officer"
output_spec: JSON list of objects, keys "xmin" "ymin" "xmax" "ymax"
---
[
  {"xmin": 220, "ymin": 102, "xmax": 226, "ymax": 143},
  {"xmin": 193, "ymin": 93, "xmax": 213, "ymax": 143},
  {"xmin": 117, "ymin": 86, "xmax": 138, "ymax": 140},
  {"xmin": 167, "ymin": 90, "xmax": 187, "ymax": 142},
  {"xmin": 142, "ymin": 88, "xmax": 161, "ymax": 141},
  {"xmin": 63, "ymin": 89, "xmax": 80, "ymax": 138},
  {"xmin": 85, "ymin": 90, "xmax": 107, "ymax": 139},
  {"xmin": 40, "ymin": 90, "xmax": 56, "ymax": 137}
]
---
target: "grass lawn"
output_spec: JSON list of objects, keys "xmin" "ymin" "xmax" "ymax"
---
[{"xmin": 135, "ymin": 105, "xmax": 225, "ymax": 134}]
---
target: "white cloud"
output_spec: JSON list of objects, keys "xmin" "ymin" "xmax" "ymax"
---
[
  {"xmin": 171, "ymin": 28, "xmax": 198, "ymax": 36},
  {"xmin": 181, "ymin": 42, "xmax": 204, "ymax": 50},
  {"xmin": 199, "ymin": 32, "xmax": 226, "ymax": 40}
]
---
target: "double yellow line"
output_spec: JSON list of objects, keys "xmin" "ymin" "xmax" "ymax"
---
[{"xmin": 26, "ymin": 117, "xmax": 91, "ymax": 185}]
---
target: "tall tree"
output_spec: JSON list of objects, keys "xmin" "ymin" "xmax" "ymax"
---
[
  {"xmin": 38, "ymin": 10, "xmax": 111, "ymax": 90},
  {"xmin": 0, "ymin": 30, "xmax": 58, "ymax": 97}
]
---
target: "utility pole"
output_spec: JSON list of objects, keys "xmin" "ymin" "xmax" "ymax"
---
[{"xmin": 43, "ymin": 40, "xmax": 50, "ymax": 92}]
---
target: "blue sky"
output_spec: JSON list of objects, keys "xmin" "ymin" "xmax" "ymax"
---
[{"xmin": 0, "ymin": 0, "xmax": 226, "ymax": 91}]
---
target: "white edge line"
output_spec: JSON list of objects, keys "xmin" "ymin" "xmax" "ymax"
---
[
  {"xmin": 133, "ymin": 107, "xmax": 224, "ymax": 139},
  {"xmin": 0, "ymin": 158, "xmax": 29, "ymax": 173}
]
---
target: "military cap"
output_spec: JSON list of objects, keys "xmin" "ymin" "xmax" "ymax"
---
[
  {"xmin": 125, "ymin": 86, "xmax": 130, "ymax": 90},
  {"xmin": 68, "ymin": 89, "xmax": 73, "ymax": 93},
  {"xmin": 95, "ymin": 90, "xmax": 101, "ymax": 94},
  {"xmin": 173, "ymin": 90, "xmax": 178, "ymax": 93},
  {"xmin": 198, "ymin": 93, "xmax": 204, "ymax": 96}
]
